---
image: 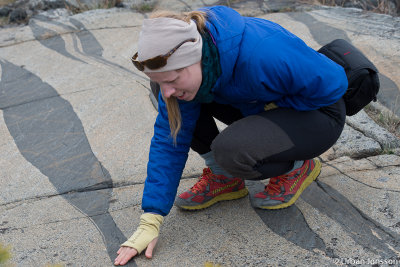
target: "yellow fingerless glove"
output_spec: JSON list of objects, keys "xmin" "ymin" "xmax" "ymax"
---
[{"xmin": 121, "ymin": 213, "xmax": 164, "ymax": 254}]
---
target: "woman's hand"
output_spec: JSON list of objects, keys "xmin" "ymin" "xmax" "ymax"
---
[
  {"xmin": 114, "ymin": 238, "xmax": 159, "ymax": 265},
  {"xmin": 114, "ymin": 213, "xmax": 163, "ymax": 266}
]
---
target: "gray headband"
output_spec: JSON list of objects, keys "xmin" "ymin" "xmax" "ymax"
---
[{"xmin": 137, "ymin": 17, "xmax": 203, "ymax": 72}]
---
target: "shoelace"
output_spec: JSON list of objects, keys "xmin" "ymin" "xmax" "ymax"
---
[
  {"xmin": 264, "ymin": 161, "xmax": 309, "ymax": 195},
  {"xmin": 264, "ymin": 175, "xmax": 288, "ymax": 195},
  {"xmin": 264, "ymin": 166, "xmax": 306, "ymax": 195},
  {"xmin": 190, "ymin": 168, "xmax": 214, "ymax": 194}
]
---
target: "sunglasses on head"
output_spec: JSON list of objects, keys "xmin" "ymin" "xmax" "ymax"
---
[{"xmin": 131, "ymin": 38, "xmax": 196, "ymax": 71}]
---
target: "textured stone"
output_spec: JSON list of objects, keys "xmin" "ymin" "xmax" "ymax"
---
[
  {"xmin": 0, "ymin": 7, "xmax": 12, "ymax": 17},
  {"xmin": 346, "ymin": 110, "xmax": 400, "ymax": 149},
  {"xmin": 317, "ymin": 173, "xmax": 400, "ymax": 235},
  {"xmin": 367, "ymin": 154, "xmax": 400, "ymax": 167},
  {"xmin": 9, "ymin": 8, "xmax": 27, "ymax": 23},
  {"xmin": 330, "ymin": 124, "xmax": 382, "ymax": 159},
  {"xmin": 319, "ymin": 156, "xmax": 376, "ymax": 178},
  {"xmin": 1, "ymin": 215, "xmax": 111, "ymax": 266},
  {"xmin": 349, "ymin": 165, "xmax": 400, "ymax": 191}
]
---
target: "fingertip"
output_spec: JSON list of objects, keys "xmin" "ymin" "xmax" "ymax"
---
[
  {"xmin": 145, "ymin": 247, "xmax": 153, "ymax": 259},
  {"xmin": 114, "ymin": 258, "xmax": 122, "ymax": 266}
]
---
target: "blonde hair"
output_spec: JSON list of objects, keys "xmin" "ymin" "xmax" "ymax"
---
[{"xmin": 150, "ymin": 10, "xmax": 208, "ymax": 144}]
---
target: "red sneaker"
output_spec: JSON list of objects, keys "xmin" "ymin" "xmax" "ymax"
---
[
  {"xmin": 175, "ymin": 168, "xmax": 248, "ymax": 210},
  {"xmin": 252, "ymin": 159, "xmax": 321, "ymax": 209}
]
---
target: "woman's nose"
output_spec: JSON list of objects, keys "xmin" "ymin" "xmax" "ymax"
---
[{"xmin": 161, "ymin": 84, "xmax": 176, "ymax": 98}]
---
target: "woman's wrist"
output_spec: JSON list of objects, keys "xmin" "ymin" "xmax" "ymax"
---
[{"xmin": 121, "ymin": 213, "xmax": 164, "ymax": 254}]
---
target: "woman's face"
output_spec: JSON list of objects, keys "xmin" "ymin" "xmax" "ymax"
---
[{"xmin": 145, "ymin": 61, "xmax": 202, "ymax": 101}]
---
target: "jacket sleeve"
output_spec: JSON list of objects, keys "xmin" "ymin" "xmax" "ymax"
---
[
  {"xmin": 248, "ymin": 32, "xmax": 348, "ymax": 110},
  {"xmin": 142, "ymin": 93, "xmax": 201, "ymax": 216}
]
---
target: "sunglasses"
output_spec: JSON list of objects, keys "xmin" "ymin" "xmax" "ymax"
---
[{"xmin": 131, "ymin": 38, "xmax": 196, "ymax": 71}]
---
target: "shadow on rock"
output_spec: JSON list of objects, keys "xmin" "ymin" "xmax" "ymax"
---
[
  {"xmin": 0, "ymin": 60, "xmax": 136, "ymax": 266},
  {"xmin": 248, "ymin": 179, "xmax": 400, "ymax": 259}
]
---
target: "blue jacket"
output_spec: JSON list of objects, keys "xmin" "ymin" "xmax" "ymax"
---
[{"xmin": 142, "ymin": 6, "xmax": 348, "ymax": 216}]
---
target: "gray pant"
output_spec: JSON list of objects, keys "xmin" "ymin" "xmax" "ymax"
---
[{"xmin": 211, "ymin": 99, "xmax": 346, "ymax": 180}]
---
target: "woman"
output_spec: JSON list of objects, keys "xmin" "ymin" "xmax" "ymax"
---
[{"xmin": 114, "ymin": 5, "xmax": 347, "ymax": 265}]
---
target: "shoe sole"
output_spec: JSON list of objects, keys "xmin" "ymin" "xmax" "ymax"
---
[
  {"xmin": 178, "ymin": 188, "xmax": 249, "ymax": 210},
  {"xmin": 258, "ymin": 159, "xmax": 321, "ymax": 210}
]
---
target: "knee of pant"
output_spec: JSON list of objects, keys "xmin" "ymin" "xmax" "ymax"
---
[
  {"xmin": 211, "ymin": 137, "xmax": 260, "ymax": 179},
  {"xmin": 211, "ymin": 135, "xmax": 242, "ymax": 172}
]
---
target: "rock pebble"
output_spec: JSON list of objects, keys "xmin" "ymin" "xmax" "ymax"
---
[
  {"xmin": 8, "ymin": 7, "xmax": 27, "ymax": 23},
  {"xmin": 0, "ymin": 7, "xmax": 12, "ymax": 16}
]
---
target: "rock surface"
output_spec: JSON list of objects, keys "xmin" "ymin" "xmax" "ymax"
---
[
  {"xmin": 0, "ymin": 0, "xmax": 399, "ymax": 26},
  {"xmin": 0, "ymin": 1, "xmax": 400, "ymax": 267}
]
